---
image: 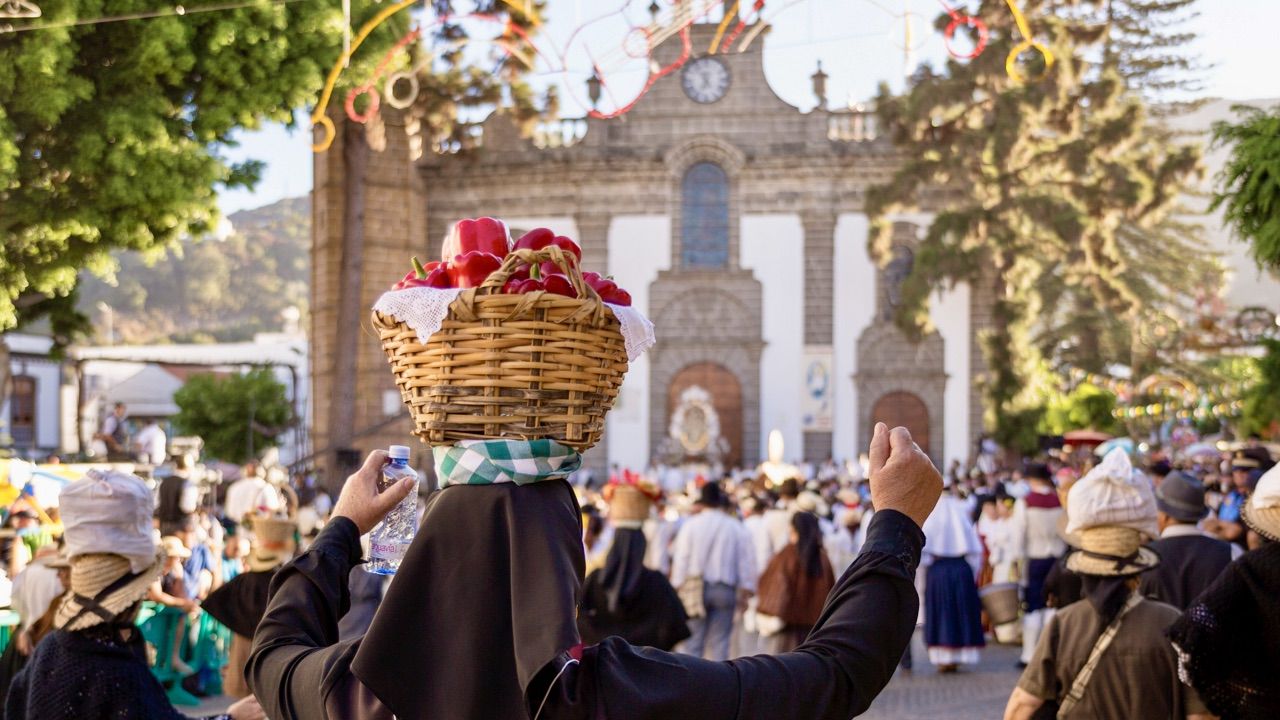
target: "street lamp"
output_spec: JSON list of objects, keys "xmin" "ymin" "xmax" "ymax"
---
[
  {"xmin": 586, "ymin": 71, "xmax": 602, "ymax": 109},
  {"xmin": 811, "ymin": 60, "xmax": 828, "ymax": 109}
]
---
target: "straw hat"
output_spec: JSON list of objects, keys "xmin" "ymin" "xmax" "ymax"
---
[
  {"xmin": 247, "ymin": 516, "xmax": 298, "ymax": 573},
  {"xmin": 796, "ymin": 490, "xmax": 830, "ymax": 517},
  {"xmin": 53, "ymin": 469, "xmax": 164, "ymax": 630},
  {"xmin": 55, "ymin": 549, "xmax": 165, "ymax": 631},
  {"xmin": 1065, "ymin": 448, "xmax": 1160, "ymax": 577},
  {"xmin": 160, "ymin": 535, "xmax": 192, "ymax": 560},
  {"xmin": 1242, "ymin": 463, "xmax": 1280, "ymax": 543}
]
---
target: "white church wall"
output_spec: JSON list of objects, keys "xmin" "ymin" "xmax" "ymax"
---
[
  {"xmin": 833, "ymin": 213, "xmax": 876, "ymax": 464},
  {"xmin": 741, "ymin": 215, "xmax": 805, "ymax": 463},
  {"xmin": 930, "ymin": 283, "xmax": 972, "ymax": 470},
  {"xmin": 607, "ymin": 215, "xmax": 672, "ymax": 471}
]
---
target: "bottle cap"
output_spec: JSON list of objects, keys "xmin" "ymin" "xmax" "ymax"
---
[{"xmin": 388, "ymin": 445, "xmax": 411, "ymax": 461}]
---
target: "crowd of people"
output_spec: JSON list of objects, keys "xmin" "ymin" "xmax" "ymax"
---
[
  {"xmin": 0, "ymin": 422, "xmax": 1276, "ymax": 719},
  {"xmin": 0, "ymin": 444, "xmax": 336, "ymax": 719}
]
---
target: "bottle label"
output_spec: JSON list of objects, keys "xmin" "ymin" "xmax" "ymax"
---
[{"xmin": 370, "ymin": 539, "xmax": 412, "ymax": 562}]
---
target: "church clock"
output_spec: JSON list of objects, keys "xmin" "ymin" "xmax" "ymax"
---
[{"xmin": 681, "ymin": 56, "xmax": 730, "ymax": 104}]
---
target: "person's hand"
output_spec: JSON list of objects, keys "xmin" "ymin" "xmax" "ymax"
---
[
  {"xmin": 332, "ymin": 450, "xmax": 416, "ymax": 535},
  {"xmin": 867, "ymin": 422, "xmax": 943, "ymax": 528},
  {"xmin": 183, "ymin": 599, "xmax": 200, "ymax": 615},
  {"xmin": 736, "ymin": 588, "xmax": 753, "ymax": 612},
  {"xmin": 226, "ymin": 695, "xmax": 266, "ymax": 720}
]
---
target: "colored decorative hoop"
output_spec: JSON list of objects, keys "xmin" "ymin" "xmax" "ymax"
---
[
  {"xmin": 1005, "ymin": 38, "xmax": 1054, "ymax": 84},
  {"xmin": 942, "ymin": 11, "xmax": 988, "ymax": 60}
]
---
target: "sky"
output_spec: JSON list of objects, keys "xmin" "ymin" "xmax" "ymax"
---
[{"xmin": 217, "ymin": 0, "xmax": 1280, "ymax": 215}]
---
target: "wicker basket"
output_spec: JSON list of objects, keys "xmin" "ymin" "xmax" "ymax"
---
[
  {"xmin": 372, "ymin": 246, "xmax": 629, "ymax": 451},
  {"xmin": 607, "ymin": 485, "xmax": 654, "ymax": 524}
]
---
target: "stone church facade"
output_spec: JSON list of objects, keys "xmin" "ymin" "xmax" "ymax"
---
[{"xmin": 310, "ymin": 22, "xmax": 993, "ymax": 480}]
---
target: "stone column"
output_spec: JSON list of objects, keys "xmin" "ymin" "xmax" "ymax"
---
[
  {"xmin": 574, "ymin": 212, "xmax": 612, "ymax": 478},
  {"xmin": 311, "ymin": 109, "xmax": 421, "ymax": 490},
  {"xmin": 802, "ymin": 210, "xmax": 837, "ymax": 462}
]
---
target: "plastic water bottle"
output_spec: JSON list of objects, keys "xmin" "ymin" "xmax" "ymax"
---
[{"xmin": 366, "ymin": 445, "xmax": 419, "ymax": 575}]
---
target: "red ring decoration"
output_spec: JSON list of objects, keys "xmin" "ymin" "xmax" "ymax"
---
[
  {"xmin": 345, "ymin": 85, "xmax": 381, "ymax": 123},
  {"xmin": 943, "ymin": 13, "xmax": 989, "ymax": 60}
]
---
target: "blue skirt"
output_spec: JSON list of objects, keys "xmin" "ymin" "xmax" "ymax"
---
[
  {"xmin": 1024, "ymin": 556, "xmax": 1057, "ymax": 613},
  {"xmin": 924, "ymin": 556, "xmax": 986, "ymax": 649}
]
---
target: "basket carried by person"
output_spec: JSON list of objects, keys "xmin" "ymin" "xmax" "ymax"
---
[{"xmin": 372, "ymin": 245, "xmax": 628, "ymax": 451}]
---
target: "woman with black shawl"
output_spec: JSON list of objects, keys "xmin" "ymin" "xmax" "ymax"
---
[
  {"xmin": 1168, "ymin": 463, "xmax": 1280, "ymax": 720},
  {"xmin": 577, "ymin": 482, "xmax": 689, "ymax": 650},
  {"xmin": 247, "ymin": 424, "xmax": 943, "ymax": 720},
  {"xmin": 756, "ymin": 511, "xmax": 836, "ymax": 653}
]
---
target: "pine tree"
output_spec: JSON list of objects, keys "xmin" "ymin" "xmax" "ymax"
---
[
  {"xmin": 867, "ymin": 0, "xmax": 1208, "ymax": 448},
  {"xmin": 1211, "ymin": 105, "xmax": 1280, "ymax": 271}
]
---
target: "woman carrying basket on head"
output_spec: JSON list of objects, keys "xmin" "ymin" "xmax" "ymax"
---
[{"xmin": 247, "ymin": 220, "xmax": 944, "ymax": 720}]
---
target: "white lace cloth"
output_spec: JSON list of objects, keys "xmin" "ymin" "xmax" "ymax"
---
[{"xmin": 372, "ymin": 287, "xmax": 656, "ymax": 361}]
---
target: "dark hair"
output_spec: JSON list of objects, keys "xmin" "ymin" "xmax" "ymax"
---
[{"xmin": 792, "ymin": 511, "xmax": 823, "ymax": 578}]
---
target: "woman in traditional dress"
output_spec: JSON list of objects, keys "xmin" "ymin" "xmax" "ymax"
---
[
  {"xmin": 577, "ymin": 481, "xmax": 690, "ymax": 650},
  {"xmin": 921, "ymin": 487, "xmax": 986, "ymax": 672},
  {"xmin": 756, "ymin": 511, "xmax": 836, "ymax": 653}
]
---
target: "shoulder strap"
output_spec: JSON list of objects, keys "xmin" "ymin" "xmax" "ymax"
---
[{"xmin": 1057, "ymin": 593, "xmax": 1143, "ymax": 719}]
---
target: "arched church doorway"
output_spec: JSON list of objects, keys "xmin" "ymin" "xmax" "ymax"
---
[
  {"xmin": 870, "ymin": 391, "xmax": 931, "ymax": 457},
  {"xmin": 667, "ymin": 362, "xmax": 742, "ymax": 467}
]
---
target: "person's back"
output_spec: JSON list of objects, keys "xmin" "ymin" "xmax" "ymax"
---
[
  {"xmin": 8, "ymin": 627, "xmax": 190, "ymax": 720},
  {"xmin": 1020, "ymin": 598, "xmax": 1202, "ymax": 719},
  {"xmin": 1140, "ymin": 532, "xmax": 1233, "ymax": 609}
]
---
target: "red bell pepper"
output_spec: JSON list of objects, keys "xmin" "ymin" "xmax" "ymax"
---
[
  {"xmin": 541, "ymin": 273, "xmax": 578, "ymax": 298},
  {"xmin": 423, "ymin": 265, "xmax": 453, "ymax": 288},
  {"xmin": 447, "ymin": 251, "xmax": 503, "ymax": 289},
  {"xmin": 392, "ymin": 257, "xmax": 443, "ymax": 289},
  {"xmin": 582, "ymin": 271, "xmax": 632, "ymax": 306},
  {"xmin": 442, "ymin": 217, "xmax": 511, "ymax": 261},
  {"xmin": 513, "ymin": 228, "xmax": 582, "ymax": 264},
  {"xmin": 501, "ymin": 267, "xmax": 578, "ymax": 298}
]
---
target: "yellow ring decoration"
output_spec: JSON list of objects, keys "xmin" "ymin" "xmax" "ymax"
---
[
  {"xmin": 1005, "ymin": 38, "xmax": 1054, "ymax": 84},
  {"xmin": 311, "ymin": 115, "xmax": 336, "ymax": 153}
]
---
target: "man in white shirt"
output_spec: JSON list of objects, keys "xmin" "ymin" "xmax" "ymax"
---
[
  {"xmin": 670, "ymin": 482, "xmax": 757, "ymax": 661},
  {"xmin": 223, "ymin": 461, "xmax": 282, "ymax": 525},
  {"xmin": 1009, "ymin": 463, "xmax": 1066, "ymax": 667},
  {"xmin": 132, "ymin": 419, "xmax": 167, "ymax": 465}
]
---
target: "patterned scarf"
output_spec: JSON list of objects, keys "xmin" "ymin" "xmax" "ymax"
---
[{"xmin": 433, "ymin": 439, "xmax": 581, "ymax": 487}]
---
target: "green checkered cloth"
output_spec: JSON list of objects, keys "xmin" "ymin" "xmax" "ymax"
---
[{"xmin": 433, "ymin": 439, "xmax": 581, "ymax": 487}]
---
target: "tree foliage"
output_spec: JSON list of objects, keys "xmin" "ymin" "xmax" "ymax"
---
[
  {"xmin": 0, "ymin": 1, "xmax": 400, "ymax": 333},
  {"xmin": 1240, "ymin": 339, "xmax": 1280, "ymax": 439},
  {"xmin": 173, "ymin": 368, "xmax": 290, "ymax": 463},
  {"xmin": 1039, "ymin": 382, "xmax": 1121, "ymax": 435},
  {"xmin": 1211, "ymin": 105, "xmax": 1280, "ymax": 271},
  {"xmin": 868, "ymin": 0, "xmax": 1209, "ymax": 446},
  {"xmin": 0, "ymin": 0, "xmax": 546, "ymax": 338}
]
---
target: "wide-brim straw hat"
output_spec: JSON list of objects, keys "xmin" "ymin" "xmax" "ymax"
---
[
  {"xmin": 55, "ymin": 549, "xmax": 165, "ymax": 631},
  {"xmin": 1242, "ymin": 463, "xmax": 1280, "ymax": 542},
  {"xmin": 247, "ymin": 516, "xmax": 298, "ymax": 573},
  {"xmin": 1065, "ymin": 526, "xmax": 1160, "ymax": 577}
]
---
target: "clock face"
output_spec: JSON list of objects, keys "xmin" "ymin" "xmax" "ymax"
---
[{"xmin": 681, "ymin": 57, "xmax": 731, "ymax": 104}]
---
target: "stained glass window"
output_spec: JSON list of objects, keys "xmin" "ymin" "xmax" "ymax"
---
[{"xmin": 681, "ymin": 162, "xmax": 730, "ymax": 268}]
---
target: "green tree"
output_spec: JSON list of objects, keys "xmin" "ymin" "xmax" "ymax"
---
[
  {"xmin": 1211, "ymin": 105, "xmax": 1280, "ymax": 271},
  {"xmin": 868, "ymin": 0, "xmax": 1207, "ymax": 448},
  {"xmin": 173, "ymin": 368, "xmax": 291, "ymax": 463},
  {"xmin": 1240, "ymin": 339, "xmax": 1280, "ymax": 438},
  {"xmin": 1039, "ymin": 382, "xmax": 1121, "ymax": 435}
]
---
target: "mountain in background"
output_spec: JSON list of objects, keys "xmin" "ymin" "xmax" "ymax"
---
[{"xmin": 78, "ymin": 196, "xmax": 310, "ymax": 344}]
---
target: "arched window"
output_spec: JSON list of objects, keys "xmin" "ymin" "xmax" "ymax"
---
[{"xmin": 681, "ymin": 162, "xmax": 729, "ymax": 268}]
